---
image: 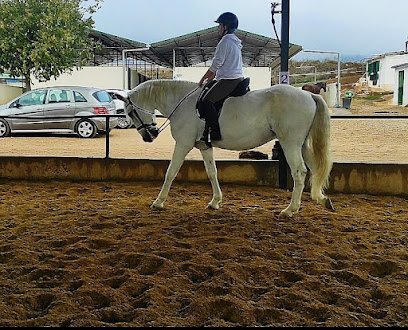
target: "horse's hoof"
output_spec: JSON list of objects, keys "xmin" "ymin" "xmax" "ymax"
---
[
  {"xmin": 151, "ymin": 203, "xmax": 165, "ymax": 210},
  {"xmin": 207, "ymin": 203, "xmax": 220, "ymax": 210},
  {"xmin": 325, "ymin": 198, "xmax": 335, "ymax": 211},
  {"xmin": 279, "ymin": 210, "xmax": 294, "ymax": 218}
]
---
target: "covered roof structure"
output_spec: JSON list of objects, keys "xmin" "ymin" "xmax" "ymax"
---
[{"xmin": 89, "ymin": 27, "xmax": 302, "ymax": 69}]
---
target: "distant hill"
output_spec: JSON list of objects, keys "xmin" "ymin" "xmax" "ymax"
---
[{"xmin": 292, "ymin": 52, "xmax": 369, "ymax": 63}]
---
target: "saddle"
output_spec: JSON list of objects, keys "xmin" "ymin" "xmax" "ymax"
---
[{"xmin": 196, "ymin": 77, "xmax": 250, "ymax": 118}]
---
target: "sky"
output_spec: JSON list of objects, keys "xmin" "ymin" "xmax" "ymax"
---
[{"xmin": 92, "ymin": 0, "xmax": 408, "ymax": 60}]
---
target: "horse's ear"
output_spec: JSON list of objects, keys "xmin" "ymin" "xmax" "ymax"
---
[{"xmin": 114, "ymin": 93, "xmax": 129, "ymax": 103}]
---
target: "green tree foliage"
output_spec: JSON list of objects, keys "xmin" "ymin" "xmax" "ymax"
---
[{"xmin": 0, "ymin": 0, "xmax": 103, "ymax": 91}]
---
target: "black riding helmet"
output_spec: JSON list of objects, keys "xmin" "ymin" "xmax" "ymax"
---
[{"xmin": 215, "ymin": 12, "xmax": 238, "ymax": 34}]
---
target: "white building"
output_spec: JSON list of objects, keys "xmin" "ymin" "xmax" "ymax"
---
[{"xmin": 366, "ymin": 51, "xmax": 408, "ymax": 91}]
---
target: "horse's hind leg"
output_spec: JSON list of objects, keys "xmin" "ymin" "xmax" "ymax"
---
[
  {"xmin": 151, "ymin": 143, "xmax": 192, "ymax": 210},
  {"xmin": 302, "ymin": 142, "xmax": 334, "ymax": 210},
  {"xmin": 279, "ymin": 144, "xmax": 307, "ymax": 217},
  {"xmin": 200, "ymin": 147, "xmax": 222, "ymax": 209}
]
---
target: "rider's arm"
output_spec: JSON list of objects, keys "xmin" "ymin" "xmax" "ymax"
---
[{"xmin": 198, "ymin": 69, "xmax": 216, "ymax": 86}]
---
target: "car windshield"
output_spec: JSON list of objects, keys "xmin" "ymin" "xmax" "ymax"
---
[{"xmin": 93, "ymin": 91, "xmax": 112, "ymax": 103}]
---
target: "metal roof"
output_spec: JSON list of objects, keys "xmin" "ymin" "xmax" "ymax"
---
[{"xmin": 89, "ymin": 27, "xmax": 302, "ymax": 69}]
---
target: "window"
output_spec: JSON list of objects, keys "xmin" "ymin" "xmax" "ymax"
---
[
  {"xmin": 48, "ymin": 89, "xmax": 71, "ymax": 103},
  {"xmin": 93, "ymin": 90, "xmax": 112, "ymax": 103},
  {"xmin": 74, "ymin": 91, "xmax": 87, "ymax": 102},
  {"xmin": 18, "ymin": 90, "xmax": 47, "ymax": 106},
  {"xmin": 368, "ymin": 61, "xmax": 379, "ymax": 81}
]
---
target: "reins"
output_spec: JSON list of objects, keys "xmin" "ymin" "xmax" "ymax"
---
[{"xmin": 156, "ymin": 86, "xmax": 200, "ymax": 133}]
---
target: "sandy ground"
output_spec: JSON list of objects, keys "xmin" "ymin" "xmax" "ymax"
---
[
  {"xmin": 0, "ymin": 180, "xmax": 407, "ymax": 327},
  {"xmin": 0, "ymin": 97, "xmax": 407, "ymax": 326}
]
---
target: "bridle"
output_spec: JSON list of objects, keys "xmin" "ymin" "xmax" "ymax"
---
[{"xmin": 125, "ymin": 86, "xmax": 200, "ymax": 139}]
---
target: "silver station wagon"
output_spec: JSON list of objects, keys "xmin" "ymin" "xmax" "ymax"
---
[{"xmin": 0, "ymin": 86, "xmax": 118, "ymax": 138}]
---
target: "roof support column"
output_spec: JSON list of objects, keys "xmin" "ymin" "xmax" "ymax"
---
[{"xmin": 122, "ymin": 47, "xmax": 150, "ymax": 89}]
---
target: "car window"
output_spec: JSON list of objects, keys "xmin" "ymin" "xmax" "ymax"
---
[
  {"xmin": 18, "ymin": 90, "xmax": 47, "ymax": 106},
  {"xmin": 93, "ymin": 90, "xmax": 112, "ymax": 103},
  {"xmin": 74, "ymin": 91, "xmax": 87, "ymax": 102},
  {"xmin": 48, "ymin": 89, "xmax": 71, "ymax": 103}
]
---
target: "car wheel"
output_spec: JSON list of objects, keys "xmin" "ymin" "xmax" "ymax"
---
[
  {"xmin": 76, "ymin": 119, "xmax": 97, "ymax": 138},
  {"xmin": 117, "ymin": 117, "xmax": 132, "ymax": 129},
  {"xmin": 0, "ymin": 119, "xmax": 11, "ymax": 137}
]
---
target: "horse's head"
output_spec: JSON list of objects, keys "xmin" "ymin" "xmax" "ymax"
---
[
  {"xmin": 320, "ymin": 82, "xmax": 327, "ymax": 92},
  {"xmin": 115, "ymin": 85, "xmax": 159, "ymax": 142}
]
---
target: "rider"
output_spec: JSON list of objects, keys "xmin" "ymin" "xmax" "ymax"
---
[{"xmin": 198, "ymin": 12, "xmax": 244, "ymax": 143}]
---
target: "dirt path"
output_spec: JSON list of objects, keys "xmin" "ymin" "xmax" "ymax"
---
[{"xmin": 0, "ymin": 180, "xmax": 407, "ymax": 327}]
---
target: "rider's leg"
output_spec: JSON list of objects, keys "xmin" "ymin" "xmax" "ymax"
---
[{"xmin": 200, "ymin": 100, "xmax": 221, "ymax": 141}]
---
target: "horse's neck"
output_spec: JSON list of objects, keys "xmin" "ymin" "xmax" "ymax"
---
[{"xmin": 150, "ymin": 80, "xmax": 197, "ymax": 117}]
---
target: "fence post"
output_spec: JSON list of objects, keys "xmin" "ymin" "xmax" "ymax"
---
[{"xmin": 105, "ymin": 116, "xmax": 110, "ymax": 159}]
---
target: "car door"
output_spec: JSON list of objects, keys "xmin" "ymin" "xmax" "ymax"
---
[
  {"xmin": 42, "ymin": 88, "xmax": 75, "ymax": 129},
  {"xmin": 9, "ymin": 90, "xmax": 47, "ymax": 130}
]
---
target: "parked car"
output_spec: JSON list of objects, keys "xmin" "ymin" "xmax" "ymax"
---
[
  {"xmin": 0, "ymin": 86, "xmax": 118, "ymax": 138},
  {"xmin": 106, "ymin": 89, "xmax": 133, "ymax": 129}
]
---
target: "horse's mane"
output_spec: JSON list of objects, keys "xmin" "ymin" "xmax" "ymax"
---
[{"xmin": 130, "ymin": 79, "xmax": 198, "ymax": 108}]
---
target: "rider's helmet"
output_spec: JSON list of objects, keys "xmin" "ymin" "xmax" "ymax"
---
[{"xmin": 215, "ymin": 12, "xmax": 238, "ymax": 34}]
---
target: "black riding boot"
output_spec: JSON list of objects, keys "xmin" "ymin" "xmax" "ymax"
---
[{"xmin": 200, "ymin": 101, "xmax": 221, "ymax": 141}]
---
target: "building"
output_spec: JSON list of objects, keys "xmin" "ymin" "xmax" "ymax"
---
[
  {"xmin": 366, "ymin": 51, "xmax": 408, "ymax": 91},
  {"xmin": 31, "ymin": 28, "xmax": 302, "ymax": 91}
]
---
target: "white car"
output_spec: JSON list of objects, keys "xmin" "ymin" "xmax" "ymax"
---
[{"xmin": 106, "ymin": 89, "xmax": 133, "ymax": 129}]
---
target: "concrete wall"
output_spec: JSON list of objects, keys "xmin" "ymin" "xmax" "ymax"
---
[
  {"xmin": 0, "ymin": 85, "xmax": 23, "ymax": 104},
  {"xmin": 174, "ymin": 67, "xmax": 272, "ymax": 90},
  {"xmin": 30, "ymin": 67, "xmax": 123, "ymax": 90},
  {"xmin": 321, "ymin": 82, "xmax": 340, "ymax": 108},
  {"xmin": 0, "ymin": 156, "xmax": 406, "ymax": 196}
]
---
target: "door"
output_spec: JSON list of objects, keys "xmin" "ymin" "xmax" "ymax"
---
[
  {"xmin": 9, "ymin": 90, "xmax": 47, "ymax": 130},
  {"xmin": 42, "ymin": 89, "xmax": 75, "ymax": 129},
  {"xmin": 398, "ymin": 70, "xmax": 404, "ymax": 105}
]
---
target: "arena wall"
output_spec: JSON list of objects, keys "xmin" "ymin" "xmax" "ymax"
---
[{"xmin": 0, "ymin": 157, "xmax": 406, "ymax": 196}]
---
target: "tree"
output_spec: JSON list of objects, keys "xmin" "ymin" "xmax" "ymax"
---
[{"xmin": 0, "ymin": 0, "xmax": 103, "ymax": 91}]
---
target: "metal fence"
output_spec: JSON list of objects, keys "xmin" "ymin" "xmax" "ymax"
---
[{"xmin": 0, "ymin": 114, "xmax": 126, "ymax": 159}]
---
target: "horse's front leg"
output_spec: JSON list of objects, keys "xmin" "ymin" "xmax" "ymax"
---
[
  {"xmin": 151, "ymin": 143, "xmax": 192, "ymax": 210},
  {"xmin": 200, "ymin": 147, "xmax": 222, "ymax": 209}
]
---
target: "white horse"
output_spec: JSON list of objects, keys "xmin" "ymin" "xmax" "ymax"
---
[{"xmin": 119, "ymin": 79, "xmax": 333, "ymax": 217}]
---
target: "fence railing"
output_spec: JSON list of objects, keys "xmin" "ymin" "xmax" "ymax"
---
[
  {"xmin": 1, "ymin": 113, "xmax": 407, "ymax": 188},
  {"xmin": 273, "ymin": 114, "xmax": 408, "ymax": 189},
  {"xmin": 0, "ymin": 114, "xmax": 126, "ymax": 159}
]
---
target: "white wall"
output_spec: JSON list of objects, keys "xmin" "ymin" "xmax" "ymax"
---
[
  {"xmin": 30, "ymin": 66, "xmax": 123, "ymax": 90},
  {"xmin": 321, "ymin": 82, "xmax": 340, "ymax": 108},
  {"xmin": 30, "ymin": 65, "xmax": 272, "ymax": 91},
  {"xmin": 173, "ymin": 66, "xmax": 271, "ymax": 90},
  {"xmin": 0, "ymin": 85, "xmax": 23, "ymax": 104}
]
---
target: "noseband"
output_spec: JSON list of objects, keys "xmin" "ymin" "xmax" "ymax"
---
[{"xmin": 125, "ymin": 100, "xmax": 159, "ymax": 139}]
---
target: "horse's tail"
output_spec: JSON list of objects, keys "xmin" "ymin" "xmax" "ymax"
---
[{"xmin": 306, "ymin": 94, "xmax": 333, "ymax": 201}]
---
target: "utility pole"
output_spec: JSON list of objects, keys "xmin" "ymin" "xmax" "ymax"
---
[
  {"xmin": 280, "ymin": 0, "xmax": 290, "ymax": 85},
  {"xmin": 271, "ymin": 0, "xmax": 290, "ymax": 190}
]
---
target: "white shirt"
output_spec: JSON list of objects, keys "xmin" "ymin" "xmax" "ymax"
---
[{"xmin": 210, "ymin": 33, "xmax": 244, "ymax": 80}]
